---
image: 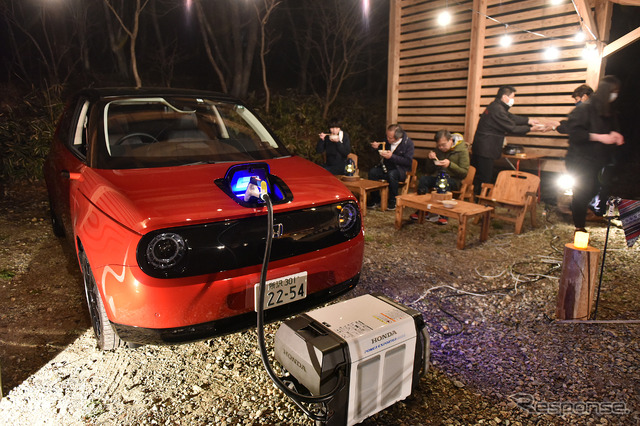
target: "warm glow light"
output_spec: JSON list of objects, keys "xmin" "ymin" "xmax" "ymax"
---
[
  {"xmin": 500, "ymin": 34, "xmax": 512, "ymax": 47},
  {"xmin": 574, "ymin": 30, "xmax": 586, "ymax": 42},
  {"xmin": 550, "ymin": 0, "xmax": 563, "ymax": 5},
  {"xmin": 582, "ymin": 44, "xmax": 598, "ymax": 61},
  {"xmin": 438, "ymin": 10, "xmax": 452, "ymax": 26},
  {"xmin": 574, "ymin": 231, "xmax": 589, "ymax": 249},
  {"xmin": 557, "ymin": 173, "xmax": 575, "ymax": 195},
  {"xmin": 544, "ymin": 46, "xmax": 560, "ymax": 60}
]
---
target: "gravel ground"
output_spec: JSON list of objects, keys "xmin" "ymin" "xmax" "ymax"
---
[{"xmin": 1, "ymin": 182, "xmax": 639, "ymax": 425}]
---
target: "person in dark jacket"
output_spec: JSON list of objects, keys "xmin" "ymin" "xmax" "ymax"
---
[
  {"xmin": 552, "ymin": 84, "xmax": 594, "ymax": 134},
  {"xmin": 316, "ymin": 118, "xmax": 351, "ymax": 175},
  {"xmin": 565, "ymin": 75, "xmax": 625, "ymax": 232},
  {"xmin": 471, "ymin": 85, "xmax": 544, "ymax": 194},
  {"xmin": 367, "ymin": 124, "xmax": 415, "ymax": 209}
]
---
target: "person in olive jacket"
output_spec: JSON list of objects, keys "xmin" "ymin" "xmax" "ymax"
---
[
  {"xmin": 471, "ymin": 85, "xmax": 544, "ymax": 194},
  {"xmin": 417, "ymin": 130, "xmax": 469, "ymax": 194}
]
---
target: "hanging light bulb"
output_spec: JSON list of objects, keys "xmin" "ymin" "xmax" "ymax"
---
[
  {"xmin": 499, "ymin": 24, "xmax": 511, "ymax": 47},
  {"xmin": 544, "ymin": 46, "xmax": 560, "ymax": 60},
  {"xmin": 438, "ymin": 10, "xmax": 452, "ymax": 26},
  {"xmin": 574, "ymin": 30, "xmax": 586, "ymax": 42},
  {"xmin": 582, "ymin": 43, "xmax": 598, "ymax": 61},
  {"xmin": 500, "ymin": 33, "xmax": 512, "ymax": 47}
]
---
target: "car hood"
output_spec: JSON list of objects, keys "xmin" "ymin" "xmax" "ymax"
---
[{"xmin": 80, "ymin": 157, "xmax": 355, "ymax": 234}]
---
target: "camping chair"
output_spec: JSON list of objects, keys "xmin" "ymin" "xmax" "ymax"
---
[
  {"xmin": 476, "ymin": 170, "xmax": 540, "ymax": 235},
  {"xmin": 452, "ymin": 165, "xmax": 476, "ymax": 202},
  {"xmin": 400, "ymin": 159, "xmax": 418, "ymax": 195}
]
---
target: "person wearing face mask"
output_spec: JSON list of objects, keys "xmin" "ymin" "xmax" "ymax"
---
[
  {"xmin": 470, "ymin": 85, "xmax": 545, "ymax": 195},
  {"xmin": 548, "ymin": 84, "xmax": 594, "ymax": 134},
  {"xmin": 565, "ymin": 75, "xmax": 625, "ymax": 233}
]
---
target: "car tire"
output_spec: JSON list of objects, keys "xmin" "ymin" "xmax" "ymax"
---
[
  {"xmin": 48, "ymin": 200, "xmax": 65, "ymax": 237},
  {"xmin": 79, "ymin": 250, "xmax": 127, "ymax": 350}
]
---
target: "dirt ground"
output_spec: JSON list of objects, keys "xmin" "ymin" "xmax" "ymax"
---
[{"xmin": 0, "ymin": 180, "xmax": 639, "ymax": 425}]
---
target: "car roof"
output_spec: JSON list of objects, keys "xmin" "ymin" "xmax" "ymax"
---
[{"xmin": 76, "ymin": 87, "xmax": 240, "ymax": 103}]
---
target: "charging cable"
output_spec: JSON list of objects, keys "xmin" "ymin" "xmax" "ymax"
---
[{"xmin": 255, "ymin": 188, "xmax": 346, "ymax": 423}]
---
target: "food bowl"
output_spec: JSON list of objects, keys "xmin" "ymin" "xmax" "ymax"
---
[{"xmin": 441, "ymin": 200, "xmax": 458, "ymax": 209}]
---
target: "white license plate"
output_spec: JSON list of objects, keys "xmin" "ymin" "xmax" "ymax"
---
[{"xmin": 254, "ymin": 272, "xmax": 308, "ymax": 311}]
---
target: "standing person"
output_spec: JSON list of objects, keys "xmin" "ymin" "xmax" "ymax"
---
[
  {"xmin": 412, "ymin": 130, "xmax": 470, "ymax": 225},
  {"xmin": 367, "ymin": 124, "xmax": 414, "ymax": 210},
  {"xmin": 565, "ymin": 75, "xmax": 625, "ymax": 232},
  {"xmin": 316, "ymin": 118, "xmax": 351, "ymax": 175},
  {"xmin": 550, "ymin": 84, "xmax": 594, "ymax": 134},
  {"xmin": 471, "ymin": 85, "xmax": 544, "ymax": 194}
]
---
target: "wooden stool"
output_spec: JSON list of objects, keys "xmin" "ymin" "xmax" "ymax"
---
[{"xmin": 556, "ymin": 243, "xmax": 601, "ymax": 320}]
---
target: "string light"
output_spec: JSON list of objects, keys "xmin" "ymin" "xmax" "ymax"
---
[
  {"xmin": 500, "ymin": 25, "xmax": 512, "ymax": 47},
  {"xmin": 582, "ymin": 43, "xmax": 599, "ymax": 61},
  {"xmin": 362, "ymin": 0, "xmax": 370, "ymax": 18},
  {"xmin": 544, "ymin": 45, "xmax": 560, "ymax": 60},
  {"xmin": 432, "ymin": 1, "xmax": 601, "ymax": 62},
  {"xmin": 438, "ymin": 10, "xmax": 452, "ymax": 26},
  {"xmin": 438, "ymin": 0, "xmax": 452, "ymax": 26}
]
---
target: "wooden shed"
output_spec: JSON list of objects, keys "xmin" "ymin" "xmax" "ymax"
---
[{"xmin": 386, "ymin": 0, "xmax": 640, "ymax": 173}]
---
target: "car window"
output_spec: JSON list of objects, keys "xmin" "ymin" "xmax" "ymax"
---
[{"xmin": 99, "ymin": 97, "xmax": 289, "ymax": 169}]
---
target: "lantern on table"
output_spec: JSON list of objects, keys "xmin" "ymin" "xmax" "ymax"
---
[
  {"xmin": 345, "ymin": 158, "xmax": 356, "ymax": 177},
  {"xmin": 435, "ymin": 170, "xmax": 450, "ymax": 194}
]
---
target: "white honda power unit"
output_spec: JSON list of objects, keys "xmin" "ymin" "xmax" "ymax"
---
[{"xmin": 274, "ymin": 294, "xmax": 429, "ymax": 425}]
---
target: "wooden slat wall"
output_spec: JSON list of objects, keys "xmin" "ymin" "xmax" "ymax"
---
[{"xmin": 390, "ymin": 0, "xmax": 592, "ymax": 173}]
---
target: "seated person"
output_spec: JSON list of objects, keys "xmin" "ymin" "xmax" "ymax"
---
[
  {"xmin": 367, "ymin": 124, "xmax": 414, "ymax": 210},
  {"xmin": 413, "ymin": 130, "xmax": 469, "ymax": 225},
  {"xmin": 316, "ymin": 118, "xmax": 351, "ymax": 175}
]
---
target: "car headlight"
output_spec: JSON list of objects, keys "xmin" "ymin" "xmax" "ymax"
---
[
  {"xmin": 146, "ymin": 233, "xmax": 186, "ymax": 270},
  {"xmin": 337, "ymin": 202, "xmax": 360, "ymax": 238}
]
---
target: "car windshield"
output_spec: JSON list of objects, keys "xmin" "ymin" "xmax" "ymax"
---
[{"xmin": 100, "ymin": 97, "xmax": 289, "ymax": 169}]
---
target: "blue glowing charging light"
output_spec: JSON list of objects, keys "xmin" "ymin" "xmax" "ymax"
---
[{"xmin": 227, "ymin": 164, "xmax": 270, "ymax": 199}]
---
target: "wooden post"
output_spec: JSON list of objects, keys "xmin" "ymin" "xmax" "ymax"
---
[
  {"xmin": 464, "ymin": 0, "xmax": 487, "ymax": 143},
  {"xmin": 556, "ymin": 243, "xmax": 601, "ymax": 320},
  {"xmin": 386, "ymin": 0, "xmax": 400, "ymax": 126}
]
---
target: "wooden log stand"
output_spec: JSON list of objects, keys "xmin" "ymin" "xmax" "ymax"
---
[{"xmin": 556, "ymin": 243, "xmax": 601, "ymax": 320}]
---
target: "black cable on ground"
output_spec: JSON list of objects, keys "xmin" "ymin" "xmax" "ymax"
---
[{"xmin": 255, "ymin": 193, "xmax": 345, "ymax": 423}]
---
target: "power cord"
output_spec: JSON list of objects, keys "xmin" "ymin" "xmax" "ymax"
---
[
  {"xmin": 255, "ymin": 192, "xmax": 345, "ymax": 423},
  {"xmin": 410, "ymin": 254, "xmax": 562, "ymax": 336}
]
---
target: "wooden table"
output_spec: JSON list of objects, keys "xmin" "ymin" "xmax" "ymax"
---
[
  {"xmin": 395, "ymin": 193, "xmax": 494, "ymax": 249},
  {"xmin": 339, "ymin": 177, "xmax": 389, "ymax": 216}
]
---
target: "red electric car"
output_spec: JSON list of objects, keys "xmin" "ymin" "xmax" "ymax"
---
[{"xmin": 44, "ymin": 88, "xmax": 364, "ymax": 350}]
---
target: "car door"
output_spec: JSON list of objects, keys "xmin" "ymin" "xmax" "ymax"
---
[{"xmin": 47, "ymin": 96, "xmax": 91, "ymax": 238}]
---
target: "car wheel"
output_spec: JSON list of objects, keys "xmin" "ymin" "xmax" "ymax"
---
[
  {"xmin": 48, "ymin": 200, "xmax": 65, "ymax": 237},
  {"xmin": 79, "ymin": 250, "xmax": 127, "ymax": 350}
]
